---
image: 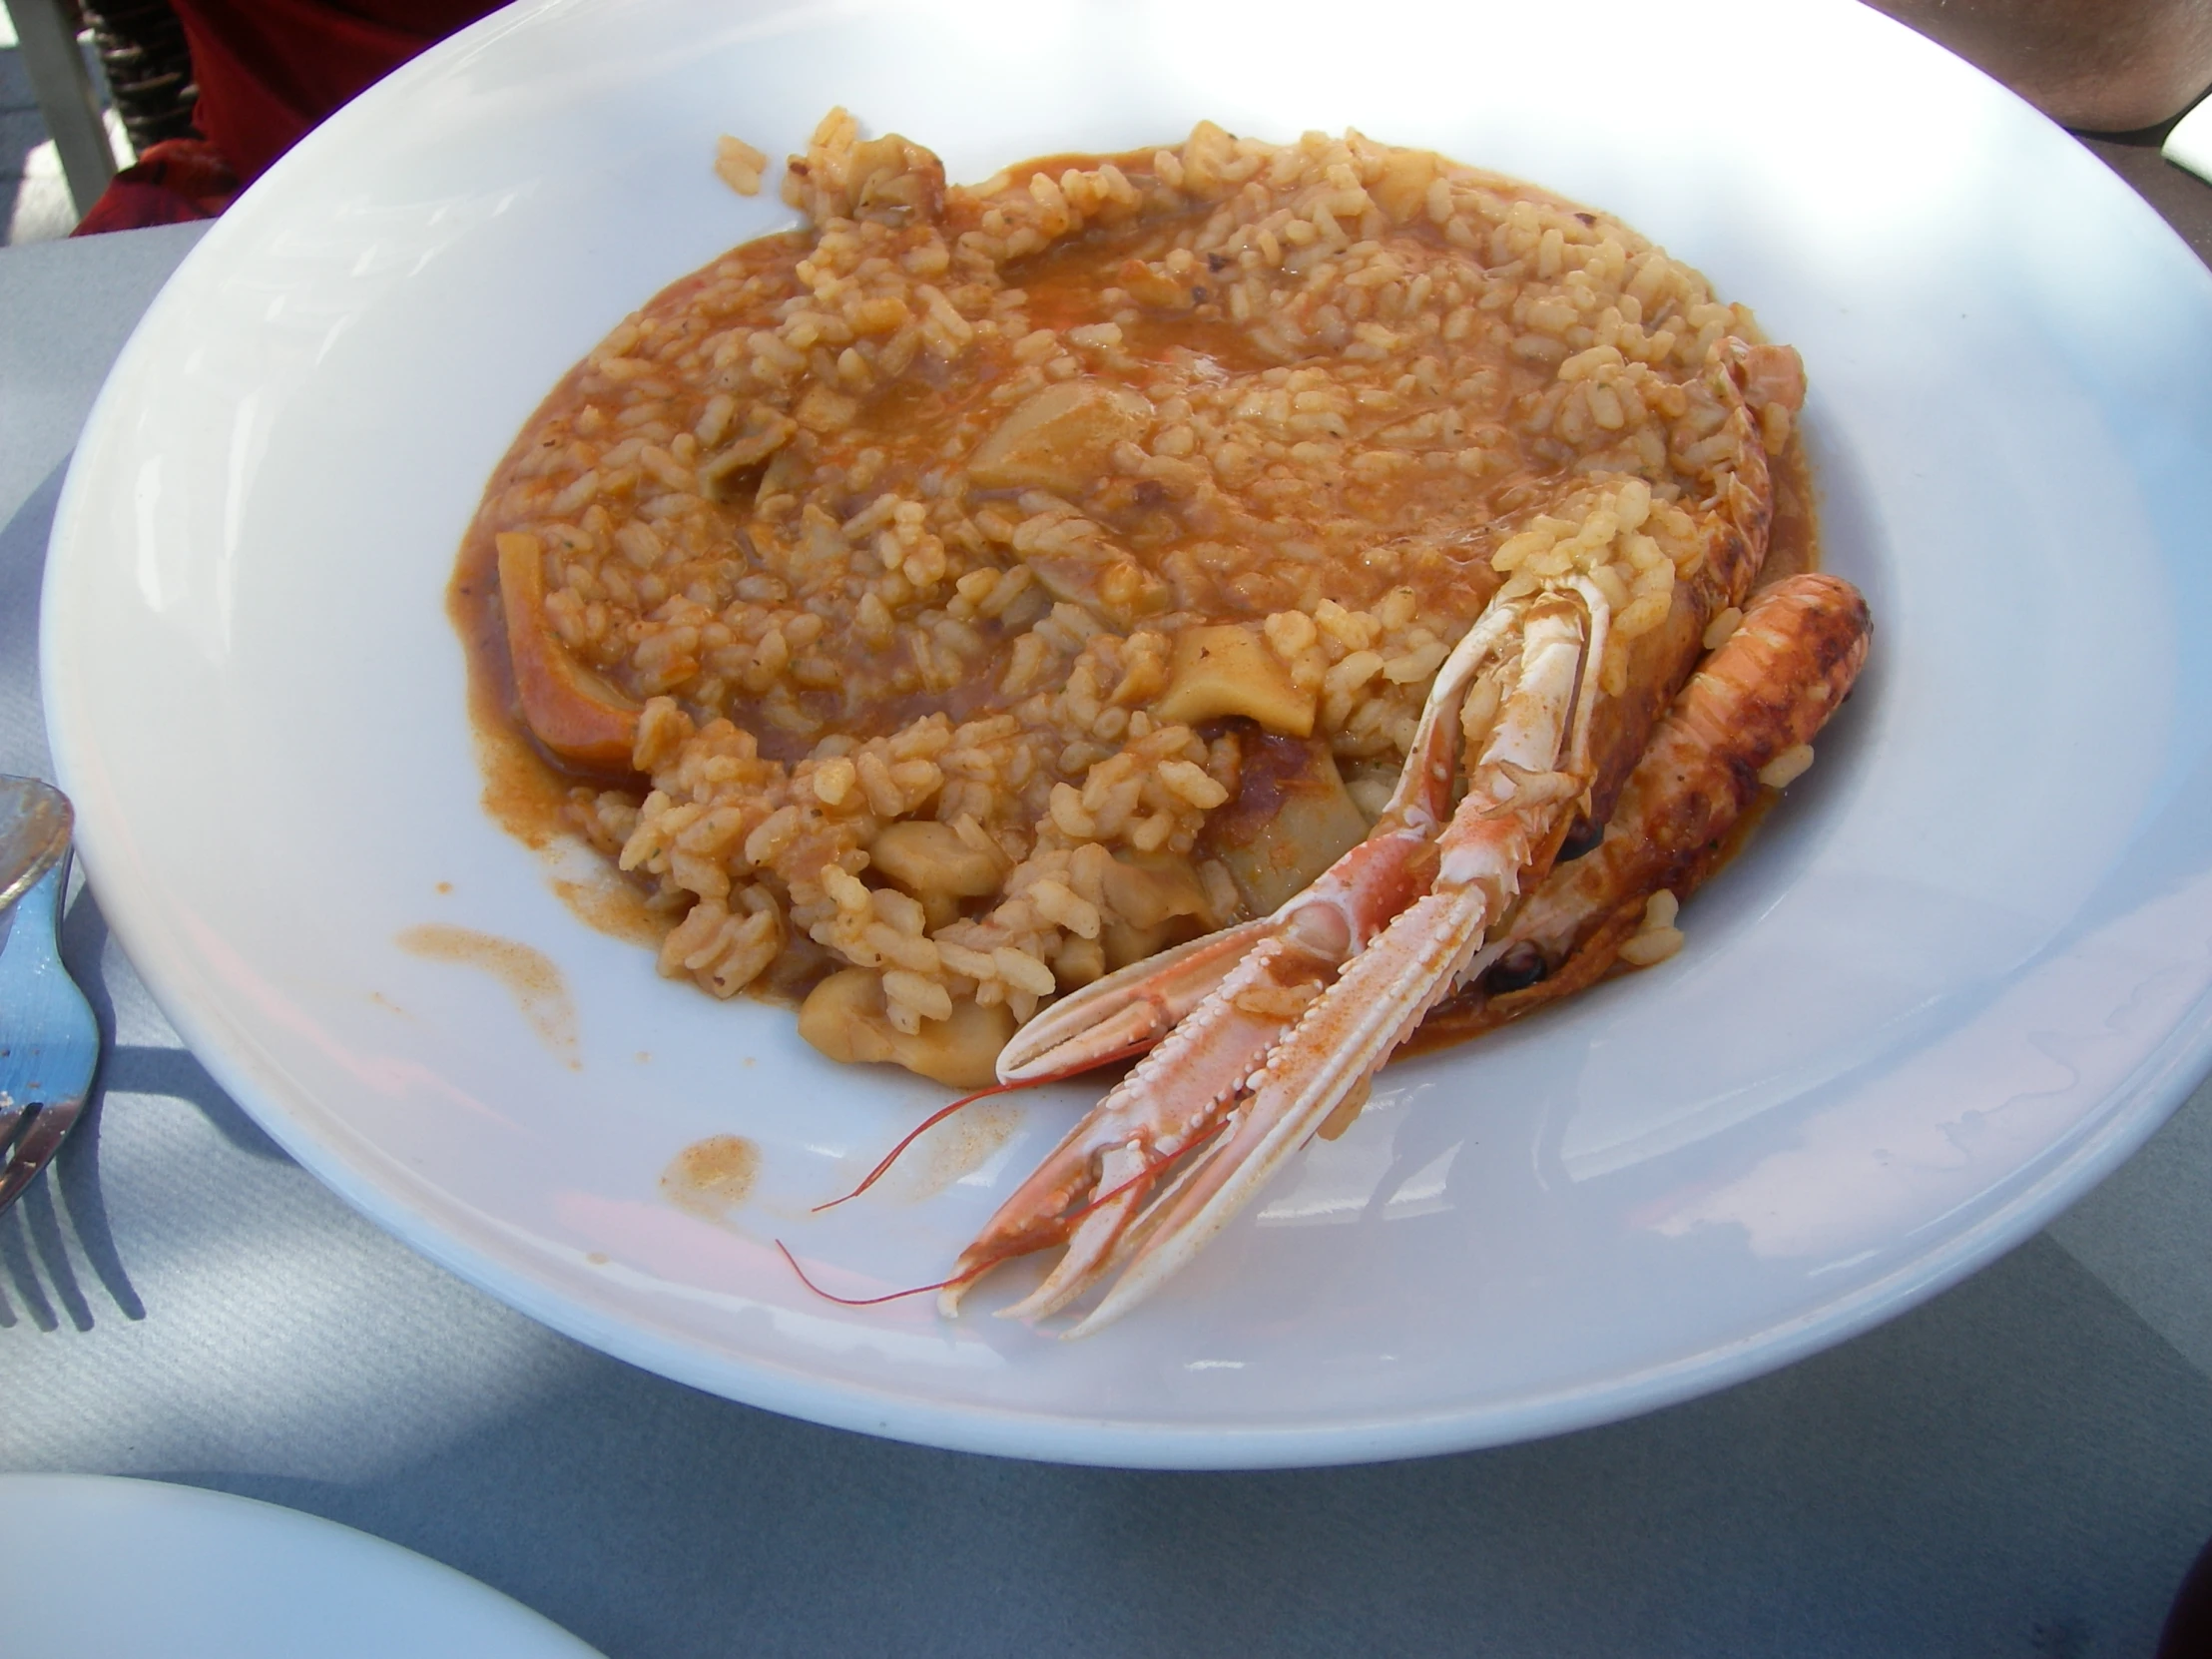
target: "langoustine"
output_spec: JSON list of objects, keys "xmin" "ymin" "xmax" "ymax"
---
[{"xmin": 938, "ymin": 341, "xmax": 1871, "ymax": 1336}]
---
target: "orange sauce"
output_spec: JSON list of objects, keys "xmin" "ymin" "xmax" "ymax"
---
[
  {"xmin": 661, "ymin": 1134, "xmax": 761, "ymax": 1218},
  {"xmin": 394, "ymin": 922, "xmax": 580, "ymax": 1068}
]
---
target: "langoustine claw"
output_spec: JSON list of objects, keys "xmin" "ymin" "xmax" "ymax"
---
[{"xmin": 951, "ymin": 591, "xmax": 1531, "ymax": 1318}]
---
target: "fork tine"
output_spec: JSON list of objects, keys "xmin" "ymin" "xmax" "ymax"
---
[{"xmin": 0, "ymin": 1104, "xmax": 74, "ymax": 1211}]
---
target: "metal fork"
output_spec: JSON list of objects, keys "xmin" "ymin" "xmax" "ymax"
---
[{"xmin": 0, "ymin": 853, "xmax": 99, "ymax": 1215}]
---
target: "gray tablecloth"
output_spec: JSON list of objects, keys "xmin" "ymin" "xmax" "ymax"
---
[{"xmin": 4, "ymin": 185, "xmax": 2212, "ymax": 1656}]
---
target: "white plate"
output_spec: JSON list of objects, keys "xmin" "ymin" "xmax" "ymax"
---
[
  {"xmin": 41, "ymin": 0, "xmax": 2212, "ymax": 1467},
  {"xmin": 0, "ymin": 1475, "xmax": 601, "ymax": 1657}
]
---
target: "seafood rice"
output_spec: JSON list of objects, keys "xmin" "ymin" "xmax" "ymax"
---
[{"xmin": 455, "ymin": 110, "xmax": 1817, "ymax": 1089}]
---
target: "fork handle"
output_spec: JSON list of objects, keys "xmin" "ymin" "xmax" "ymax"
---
[
  {"xmin": 0, "ymin": 851, "xmax": 72, "ymax": 999},
  {"xmin": 4, "ymin": 849, "xmax": 67, "ymax": 952}
]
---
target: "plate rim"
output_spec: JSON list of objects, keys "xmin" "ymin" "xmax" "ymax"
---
[{"xmin": 0, "ymin": 1472, "xmax": 603, "ymax": 1654}]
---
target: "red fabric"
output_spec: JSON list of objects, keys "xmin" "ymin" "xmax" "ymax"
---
[
  {"xmin": 167, "ymin": 0, "xmax": 501, "ymax": 186},
  {"xmin": 72, "ymin": 137, "xmax": 240, "ymax": 235},
  {"xmin": 73, "ymin": 0, "xmax": 500, "ymax": 235}
]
